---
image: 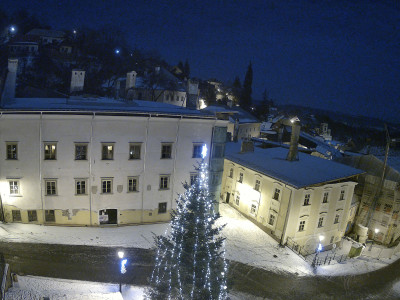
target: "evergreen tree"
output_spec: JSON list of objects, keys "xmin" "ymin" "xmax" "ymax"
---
[
  {"xmin": 240, "ymin": 62, "xmax": 253, "ymax": 110},
  {"xmin": 184, "ymin": 59, "xmax": 190, "ymax": 78},
  {"xmin": 148, "ymin": 146, "xmax": 228, "ymax": 300},
  {"xmin": 231, "ymin": 76, "xmax": 241, "ymax": 105}
]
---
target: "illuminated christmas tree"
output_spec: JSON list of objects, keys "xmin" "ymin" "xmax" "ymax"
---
[{"xmin": 148, "ymin": 145, "xmax": 228, "ymax": 300}]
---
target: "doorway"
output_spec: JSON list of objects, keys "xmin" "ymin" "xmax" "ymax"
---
[
  {"xmin": 99, "ymin": 209, "xmax": 118, "ymax": 225},
  {"xmin": 226, "ymin": 192, "xmax": 230, "ymax": 203}
]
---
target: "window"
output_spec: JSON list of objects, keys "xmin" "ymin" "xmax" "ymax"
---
[
  {"xmin": 9, "ymin": 180, "xmax": 19, "ymax": 195},
  {"xmin": 101, "ymin": 178, "xmax": 113, "ymax": 194},
  {"xmin": 322, "ymin": 192, "xmax": 329, "ymax": 203},
  {"xmin": 44, "ymin": 143, "xmax": 57, "ymax": 160},
  {"xmin": 6, "ymin": 143, "xmax": 18, "ymax": 159},
  {"xmin": 75, "ymin": 179, "xmax": 87, "ymax": 195},
  {"xmin": 330, "ymin": 236, "xmax": 334, "ymax": 244},
  {"xmin": 238, "ymin": 172, "xmax": 243, "ymax": 183},
  {"xmin": 339, "ymin": 190, "xmax": 345, "ymax": 201},
  {"xmin": 45, "ymin": 210, "xmax": 55, "ymax": 222},
  {"xmin": 192, "ymin": 144, "xmax": 204, "ymax": 158},
  {"xmin": 190, "ymin": 173, "xmax": 198, "ymax": 186},
  {"xmin": 28, "ymin": 210, "xmax": 37, "ymax": 222},
  {"xmin": 273, "ymin": 188, "xmax": 281, "ymax": 201},
  {"xmin": 254, "ymin": 179, "xmax": 261, "ymax": 191},
  {"xmin": 268, "ymin": 214, "xmax": 275, "ymax": 226},
  {"xmin": 12, "ymin": 210, "xmax": 21, "ymax": 222},
  {"xmin": 102, "ymin": 144, "xmax": 114, "ymax": 160},
  {"xmin": 299, "ymin": 220, "xmax": 306, "ymax": 231},
  {"xmin": 211, "ymin": 173, "xmax": 219, "ymax": 185},
  {"xmin": 45, "ymin": 180, "xmax": 57, "ymax": 195},
  {"xmin": 158, "ymin": 202, "xmax": 167, "ymax": 214},
  {"xmin": 250, "ymin": 204, "xmax": 257, "ymax": 215},
  {"xmin": 159, "ymin": 175, "xmax": 170, "ymax": 190},
  {"xmin": 334, "ymin": 214, "xmax": 340, "ymax": 224},
  {"xmin": 129, "ymin": 143, "xmax": 141, "ymax": 160},
  {"xmin": 318, "ymin": 217, "xmax": 324, "ymax": 228},
  {"xmin": 75, "ymin": 144, "xmax": 87, "ymax": 160},
  {"xmin": 161, "ymin": 144, "xmax": 172, "ymax": 159},
  {"xmin": 212, "ymin": 144, "xmax": 224, "ymax": 158},
  {"xmin": 235, "ymin": 195, "xmax": 240, "ymax": 206},
  {"xmin": 128, "ymin": 176, "xmax": 138, "ymax": 192},
  {"xmin": 303, "ymin": 194, "xmax": 311, "ymax": 206},
  {"xmin": 229, "ymin": 168, "xmax": 233, "ymax": 178}
]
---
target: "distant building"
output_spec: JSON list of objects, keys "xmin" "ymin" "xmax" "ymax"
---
[
  {"xmin": 26, "ymin": 28, "xmax": 65, "ymax": 45},
  {"xmin": 221, "ymin": 140, "xmax": 363, "ymax": 253}
]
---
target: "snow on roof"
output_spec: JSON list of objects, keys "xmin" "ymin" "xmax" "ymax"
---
[
  {"xmin": 225, "ymin": 142, "xmax": 363, "ymax": 189},
  {"xmin": 1, "ymin": 97, "xmax": 214, "ymax": 118},
  {"xmin": 203, "ymin": 105, "xmax": 259, "ymax": 124}
]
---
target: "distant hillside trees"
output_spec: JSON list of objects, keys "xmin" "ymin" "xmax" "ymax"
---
[{"xmin": 240, "ymin": 62, "xmax": 253, "ymax": 110}]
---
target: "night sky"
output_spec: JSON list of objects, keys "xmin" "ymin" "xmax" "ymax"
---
[{"xmin": 1, "ymin": 0, "xmax": 399, "ymax": 122}]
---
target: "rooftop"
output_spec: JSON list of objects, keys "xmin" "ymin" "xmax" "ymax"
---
[
  {"xmin": 27, "ymin": 28, "xmax": 66, "ymax": 39},
  {"xmin": 225, "ymin": 142, "xmax": 364, "ymax": 189}
]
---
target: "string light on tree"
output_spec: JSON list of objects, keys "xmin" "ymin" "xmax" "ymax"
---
[{"xmin": 148, "ymin": 144, "xmax": 228, "ymax": 299}]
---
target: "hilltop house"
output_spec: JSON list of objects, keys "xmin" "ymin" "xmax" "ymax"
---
[{"xmin": 221, "ymin": 139, "xmax": 363, "ymax": 254}]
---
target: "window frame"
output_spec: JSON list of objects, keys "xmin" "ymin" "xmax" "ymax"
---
[
  {"xmin": 161, "ymin": 143, "xmax": 173, "ymax": 159},
  {"xmin": 9, "ymin": 180, "xmax": 20, "ymax": 195},
  {"xmin": 75, "ymin": 143, "xmax": 88, "ymax": 161},
  {"xmin": 28, "ymin": 210, "xmax": 38, "ymax": 222},
  {"xmin": 322, "ymin": 191, "xmax": 329, "ymax": 203},
  {"xmin": 128, "ymin": 176, "xmax": 139, "ymax": 192},
  {"xmin": 190, "ymin": 173, "xmax": 198, "ymax": 186},
  {"xmin": 334, "ymin": 214, "xmax": 340, "ymax": 224},
  {"xmin": 238, "ymin": 172, "xmax": 243, "ymax": 183},
  {"xmin": 44, "ymin": 142, "xmax": 57, "ymax": 160},
  {"xmin": 12, "ymin": 210, "xmax": 22, "ymax": 222},
  {"xmin": 101, "ymin": 143, "xmax": 114, "ymax": 160},
  {"xmin": 45, "ymin": 179, "xmax": 57, "ymax": 196},
  {"xmin": 6, "ymin": 142, "xmax": 18, "ymax": 160},
  {"xmin": 250, "ymin": 203, "xmax": 257, "ymax": 215},
  {"xmin": 299, "ymin": 220, "xmax": 306, "ymax": 231},
  {"xmin": 158, "ymin": 202, "xmax": 167, "ymax": 214},
  {"xmin": 159, "ymin": 175, "xmax": 170, "ymax": 190},
  {"xmin": 75, "ymin": 179, "xmax": 87, "ymax": 195},
  {"xmin": 268, "ymin": 214, "xmax": 275, "ymax": 226},
  {"xmin": 101, "ymin": 178, "xmax": 113, "ymax": 194},
  {"xmin": 129, "ymin": 143, "xmax": 141, "ymax": 160},
  {"xmin": 339, "ymin": 190, "xmax": 345, "ymax": 201},
  {"xmin": 229, "ymin": 168, "xmax": 234, "ymax": 178},
  {"xmin": 254, "ymin": 179, "xmax": 261, "ymax": 192},
  {"xmin": 192, "ymin": 143, "xmax": 204, "ymax": 158},
  {"xmin": 303, "ymin": 194, "xmax": 311, "ymax": 206},
  {"xmin": 45, "ymin": 209, "xmax": 55, "ymax": 222},
  {"xmin": 318, "ymin": 217, "xmax": 324, "ymax": 228},
  {"xmin": 235, "ymin": 194, "xmax": 240, "ymax": 206}
]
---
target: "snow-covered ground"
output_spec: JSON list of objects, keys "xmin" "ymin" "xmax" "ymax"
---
[{"xmin": 0, "ymin": 203, "xmax": 398, "ymax": 278}]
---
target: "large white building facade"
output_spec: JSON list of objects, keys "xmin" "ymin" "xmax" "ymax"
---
[{"xmin": 0, "ymin": 99, "xmax": 227, "ymax": 226}]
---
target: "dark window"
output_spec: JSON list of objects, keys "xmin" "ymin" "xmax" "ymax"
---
[
  {"xmin": 75, "ymin": 144, "xmax": 87, "ymax": 160},
  {"xmin": 299, "ymin": 220, "xmax": 306, "ymax": 231},
  {"xmin": 158, "ymin": 202, "xmax": 167, "ymax": 214},
  {"xmin": 254, "ymin": 179, "xmax": 261, "ymax": 191},
  {"xmin": 45, "ymin": 210, "xmax": 55, "ymax": 222},
  {"xmin": 318, "ymin": 217, "xmax": 324, "ymax": 228},
  {"xmin": 192, "ymin": 144, "xmax": 203, "ymax": 158},
  {"xmin": 235, "ymin": 195, "xmax": 240, "ymax": 206},
  {"xmin": 76, "ymin": 180, "xmax": 86, "ymax": 195},
  {"xmin": 45, "ymin": 180, "xmax": 57, "ymax": 195},
  {"xmin": 161, "ymin": 144, "xmax": 172, "ymax": 159},
  {"xmin": 334, "ymin": 214, "xmax": 340, "ymax": 224},
  {"xmin": 303, "ymin": 194, "xmax": 311, "ymax": 206},
  {"xmin": 160, "ymin": 176, "xmax": 170, "ymax": 190},
  {"xmin": 12, "ymin": 210, "xmax": 21, "ymax": 222},
  {"xmin": 212, "ymin": 144, "xmax": 224, "ymax": 158},
  {"xmin": 7, "ymin": 144, "xmax": 18, "ymax": 159},
  {"xmin": 323, "ymin": 192, "xmax": 329, "ymax": 203},
  {"xmin": 28, "ymin": 210, "xmax": 37, "ymax": 222},
  {"xmin": 102, "ymin": 179, "xmax": 112, "ymax": 193},
  {"xmin": 269, "ymin": 214, "xmax": 275, "ymax": 226},
  {"xmin": 128, "ymin": 177, "xmax": 138, "ymax": 192},
  {"xmin": 229, "ymin": 168, "xmax": 233, "ymax": 178},
  {"xmin": 238, "ymin": 172, "xmax": 243, "ymax": 183},
  {"xmin": 339, "ymin": 190, "xmax": 345, "ymax": 201},
  {"xmin": 129, "ymin": 144, "xmax": 141, "ymax": 160},
  {"xmin": 273, "ymin": 188, "xmax": 281, "ymax": 201},
  {"xmin": 190, "ymin": 173, "xmax": 198, "ymax": 186}
]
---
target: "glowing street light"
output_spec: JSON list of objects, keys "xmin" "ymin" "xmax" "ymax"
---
[
  {"xmin": 115, "ymin": 49, "xmax": 120, "ymax": 55},
  {"xmin": 117, "ymin": 251, "xmax": 127, "ymax": 293}
]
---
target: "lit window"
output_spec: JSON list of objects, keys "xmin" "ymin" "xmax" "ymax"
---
[
  {"xmin": 254, "ymin": 179, "xmax": 261, "ymax": 191},
  {"xmin": 101, "ymin": 178, "xmax": 113, "ymax": 193},
  {"xmin": 28, "ymin": 210, "xmax": 37, "ymax": 222},
  {"xmin": 45, "ymin": 180, "xmax": 57, "ymax": 195},
  {"xmin": 229, "ymin": 168, "xmax": 233, "ymax": 178},
  {"xmin": 102, "ymin": 144, "xmax": 114, "ymax": 160},
  {"xmin": 238, "ymin": 172, "xmax": 243, "ymax": 183},
  {"xmin": 339, "ymin": 190, "xmax": 345, "ymax": 201},
  {"xmin": 250, "ymin": 204, "xmax": 257, "ymax": 215},
  {"xmin": 75, "ymin": 179, "xmax": 87, "ymax": 195},
  {"xmin": 318, "ymin": 217, "xmax": 324, "ymax": 228},
  {"xmin": 9, "ymin": 180, "xmax": 19, "ymax": 195},
  {"xmin": 161, "ymin": 144, "xmax": 172, "ymax": 159},
  {"xmin": 12, "ymin": 210, "xmax": 21, "ymax": 222},
  {"xmin": 322, "ymin": 192, "xmax": 329, "ymax": 203},
  {"xmin": 334, "ymin": 214, "xmax": 340, "ymax": 224},
  {"xmin": 299, "ymin": 220, "xmax": 306, "ymax": 231},
  {"xmin": 303, "ymin": 194, "xmax": 311, "ymax": 206},
  {"xmin": 160, "ymin": 175, "xmax": 170, "ymax": 190},
  {"xmin": 128, "ymin": 176, "xmax": 138, "ymax": 192},
  {"xmin": 44, "ymin": 143, "xmax": 57, "ymax": 160},
  {"xmin": 75, "ymin": 144, "xmax": 88, "ymax": 160},
  {"xmin": 192, "ymin": 144, "xmax": 204, "ymax": 158},
  {"xmin": 129, "ymin": 143, "xmax": 141, "ymax": 160},
  {"xmin": 268, "ymin": 214, "xmax": 275, "ymax": 226},
  {"xmin": 190, "ymin": 173, "xmax": 198, "ymax": 186},
  {"xmin": 158, "ymin": 202, "xmax": 167, "ymax": 214},
  {"xmin": 6, "ymin": 143, "xmax": 18, "ymax": 160},
  {"xmin": 273, "ymin": 188, "xmax": 281, "ymax": 201}
]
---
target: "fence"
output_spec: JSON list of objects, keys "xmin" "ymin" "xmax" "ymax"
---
[{"xmin": 311, "ymin": 252, "xmax": 348, "ymax": 267}]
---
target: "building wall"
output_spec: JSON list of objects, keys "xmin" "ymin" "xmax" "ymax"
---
[
  {"xmin": 0, "ymin": 113, "xmax": 226, "ymax": 226},
  {"xmin": 221, "ymin": 158, "xmax": 357, "ymax": 252},
  {"xmin": 130, "ymin": 89, "xmax": 187, "ymax": 107}
]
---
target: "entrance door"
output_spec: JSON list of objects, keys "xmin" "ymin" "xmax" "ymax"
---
[
  {"xmin": 99, "ymin": 209, "xmax": 118, "ymax": 225},
  {"xmin": 226, "ymin": 192, "xmax": 230, "ymax": 203}
]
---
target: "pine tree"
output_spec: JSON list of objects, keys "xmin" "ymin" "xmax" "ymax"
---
[
  {"xmin": 148, "ymin": 146, "xmax": 228, "ymax": 300},
  {"xmin": 240, "ymin": 62, "xmax": 253, "ymax": 110},
  {"xmin": 184, "ymin": 59, "xmax": 190, "ymax": 78},
  {"xmin": 231, "ymin": 76, "xmax": 242, "ymax": 105}
]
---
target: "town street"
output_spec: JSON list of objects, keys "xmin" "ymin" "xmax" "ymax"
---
[{"xmin": 1, "ymin": 242, "xmax": 399, "ymax": 300}]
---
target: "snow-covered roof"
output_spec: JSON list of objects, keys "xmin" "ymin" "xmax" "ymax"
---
[
  {"xmin": 1, "ymin": 97, "xmax": 214, "ymax": 118},
  {"xmin": 203, "ymin": 105, "xmax": 259, "ymax": 124},
  {"xmin": 225, "ymin": 142, "xmax": 363, "ymax": 189}
]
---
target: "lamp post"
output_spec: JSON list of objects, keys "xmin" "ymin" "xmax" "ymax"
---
[
  {"xmin": 312, "ymin": 235, "xmax": 324, "ymax": 269},
  {"xmin": 118, "ymin": 251, "xmax": 127, "ymax": 293}
]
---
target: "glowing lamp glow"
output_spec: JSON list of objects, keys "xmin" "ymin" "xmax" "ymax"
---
[
  {"xmin": 318, "ymin": 243, "xmax": 322, "ymax": 252},
  {"xmin": 374, "ymin": 228, "xmax": 379, "ymax": 234},
  {"xmin": 10, "ymin": 26, "xmax": 16, "ymax": 32},
  {"xmin": 115, "ymin": 49, "xmax": 120, "ymax": 54},
  {"xmin": 118, "ymin": 251, "xmax": 124, "ymax": 259},
  {"xmin": 120, "ymin": 258, "xmax": 127, "ymax": 274},
  {"xmin": 319, "ymin": 235, "xmax": 324, "ymax": 242},
  {"xmin": 201, "ymin": 144, "xmax": 208, "ymax": 158}
]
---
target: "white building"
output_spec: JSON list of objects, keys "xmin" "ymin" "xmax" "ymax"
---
[{"xmin": 0, "ymin": 95, "xmax": 227, "ymax": 226}]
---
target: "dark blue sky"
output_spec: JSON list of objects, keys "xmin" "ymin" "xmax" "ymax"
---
[{"xmin": 2, "ymin": 0, "xmax": 399, "ymax": 122}]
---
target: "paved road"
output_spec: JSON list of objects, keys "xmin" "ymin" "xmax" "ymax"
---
[{"xmin": 0, "ymin": 242, "xmax": 399, "ymax": 299}]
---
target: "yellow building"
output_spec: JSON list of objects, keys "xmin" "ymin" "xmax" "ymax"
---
[{"xmin": 221, "ymin": 141, "xmax": 363, "ymax": 254}]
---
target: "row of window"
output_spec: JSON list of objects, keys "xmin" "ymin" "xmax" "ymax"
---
[
  {"xmin": 299, "ymin": 214, "xmax": 341, "ymax": 232},
  {"xmin": 6, "ymin": 142, "xmax": 207, "ymax": 161}
]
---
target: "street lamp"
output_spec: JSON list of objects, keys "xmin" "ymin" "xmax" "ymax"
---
[
  {"xmin": 312, "ymin": 235, "xmax": 324, "ymax": 269},
  {"xmin": 369, "ymin": 228, "xmax": 379, "ymax": 251},
  {"xmin": 117, "ymin": 251, "xmax": 127, "ymax": 293}
]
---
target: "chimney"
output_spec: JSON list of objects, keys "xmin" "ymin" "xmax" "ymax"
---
[
  {"xmin": 125, "ymin": 71, "xmax": 137, "ymax": 90},
  {"xmin": 286, "ymin": 121, "xmax": 301, "ymax": 161},
  {"xmin": 240, "ymin": 138, "xmax": 254, "ymax": 153},
  {"xmin": 1, "ymin": 59, "xmax": 18, "ymax": 105},
  {"xmin": 70, "ymin": 69, "xmax": 85, "ymax": 94}
]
